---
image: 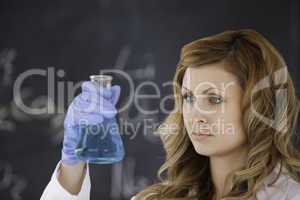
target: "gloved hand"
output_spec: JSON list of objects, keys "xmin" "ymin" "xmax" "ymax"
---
[{"xmin": 61, "ymin": 81, "xmax": 121, "ymax": 165}]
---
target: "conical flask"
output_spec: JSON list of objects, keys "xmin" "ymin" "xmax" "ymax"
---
[{"xmin": 75, "ymin": 75, "xmax": 125, "ymax": 164}]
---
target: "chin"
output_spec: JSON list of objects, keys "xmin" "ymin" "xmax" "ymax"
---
[{"xmin": 192, "ymin": 144, "xmax": 217, "ymax": 156}]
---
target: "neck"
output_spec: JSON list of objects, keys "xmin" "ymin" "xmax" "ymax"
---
[{"xmin": 209, "ymin": 146, "xmax": 248, "ymax": 198}]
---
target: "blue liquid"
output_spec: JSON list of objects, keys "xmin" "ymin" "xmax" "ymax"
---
[{"xmin": 75, "ymin": 117, "xmax": 125, "ymax": 164}]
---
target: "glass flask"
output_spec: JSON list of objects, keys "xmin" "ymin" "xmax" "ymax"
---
[{"xmin": 75, "ymin": 74, "xmax": 125, "ymax": 164}]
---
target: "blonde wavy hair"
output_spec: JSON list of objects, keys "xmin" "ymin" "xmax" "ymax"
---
[{"xmin": 134, "ymin": 29, "xmax": 300, "ymax": 200}]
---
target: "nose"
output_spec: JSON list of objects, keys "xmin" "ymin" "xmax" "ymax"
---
[
  {"xmin": 189, "ymin": 96, "xmax": 214, "ymax": 115},
  {"xmin": 191, "ymin": 118, "xmax": 208, "ymax": 132},
  {"xmin": 193, "ymin": 118, "xmax": 207, "ymax": 126},
  {"xmin": 195, "ymin": 118, "xmax": 207, "ymax": 124},
  {"xmin": 190, "ymin": 108, "xmax": 208, "ymax": 123}
]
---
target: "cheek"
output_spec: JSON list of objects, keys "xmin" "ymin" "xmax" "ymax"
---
[
  {"xmin": 215, "ymin": 111, "xmax": 247, "ymax": 148},
  {"xmin": 189, "ymin": 116, "xmax": 247, "ymax": 156},
  {"xmin": 192, "ymin": 131, "xmax": 247, "ymax": 157},
  {"xmin": 217, "ymin": 131, "xmax": 247, "ymax": 154},
  {"xmin": 220, "ymin": 129, "xmax": 247, "ymax": 147},
  {"xmin": 182, "ymin": 103, "xmax": 189, "ymax": 114},
  {"xmin": 183, "ymin": 114, "xmax": 191, "ymax": 132},
  {"xmin": 182, "ymin": 106, "xmax": 191, "ymax": 128},
  {"xmin": 216, "ymin": 106, "xmax": 244, "ymax": 135}
]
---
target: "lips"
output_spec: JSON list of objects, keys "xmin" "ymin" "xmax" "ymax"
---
[
  {"xmin": 192, "ymin": 131, "xmax": 213, "ymax": 141},
  {"xmin": 192, "ymin": 131, "xmax": 213, "ymax": 136}
]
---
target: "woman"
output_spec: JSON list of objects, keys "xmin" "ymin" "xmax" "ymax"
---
[{"xmin": 40, "ymin": 29, "xmax": 300, "ymax": 200}]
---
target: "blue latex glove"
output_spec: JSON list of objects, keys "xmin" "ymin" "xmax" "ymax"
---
[{"xmin": 61, "ymin": 81, "xmax": 121, "ymax": 165}]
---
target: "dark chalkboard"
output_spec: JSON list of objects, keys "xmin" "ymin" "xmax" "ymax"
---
[{"xmin": 0, "ymin": 0, "xmax": 299, "ymax": 199}]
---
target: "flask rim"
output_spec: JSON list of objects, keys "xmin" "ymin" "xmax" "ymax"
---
[{"xmin": 90, "ymin": 75, "xmax": 113, "ymax": 82}]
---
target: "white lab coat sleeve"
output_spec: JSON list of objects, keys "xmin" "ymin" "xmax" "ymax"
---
[
  {"xmin": 286, "ymin": 177, "xmax": 300, "ymax": 200},
  {"xmin": 40, "ymin": 160, "xmax": 91, "ymax": 200},
  {"xmin": 290, "ymin": 195, "xmax": 300, "ymax": 200}
]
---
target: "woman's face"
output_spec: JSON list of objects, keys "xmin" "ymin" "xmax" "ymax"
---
[{"xmin": 181, "ymin": 62, "xmax": 248, "ymax": 157}]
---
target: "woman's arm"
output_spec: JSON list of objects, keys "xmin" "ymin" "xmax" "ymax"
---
[
  {"xmin": 57, "ymin": 161, "xmax": 86, "ymax": 195},
  {"xmin": 40, "ymin": 160, "xmax": 91, "ymax": 200}
]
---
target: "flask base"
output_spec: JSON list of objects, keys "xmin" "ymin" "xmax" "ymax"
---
[{"xmin": 75, "ymin": 148, "xmax": 125, "ymax": 164}]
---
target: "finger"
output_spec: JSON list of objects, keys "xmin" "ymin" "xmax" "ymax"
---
[
  {"xmin": 75, "ymin": 93, "xmax": 117, "ymax": 118},
  {"xmin": 81, "ymin": 81, "xmax": 112, "ymax": 99},
  {"xmin": 64, "ymin": 106, "xmax": 104, "ymax": 127},
  {"xmin": 110, "ymin": 85, "xmax": 121, "ymax": 106},
  {"xmin": 74, "ymin": 112, "xmax": 104, "ymax": 125},
  {"xmin": 62, "ymin": 125, "xmax": 81, "ymax": 150}
]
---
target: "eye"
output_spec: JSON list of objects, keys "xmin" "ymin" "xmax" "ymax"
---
[
  {"xmin": 182, "ymin": 92, "xmax": 223, "ymax": 105},
  {"xmin": 182, "ymin": 92, "xmax": 195, "ymax": 103},
  {"xmin": 208, "ymin": 95, "xmax": 223, "ymax": 104}
]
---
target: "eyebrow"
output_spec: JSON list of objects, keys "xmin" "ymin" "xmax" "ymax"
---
[{"xmin": 182, "ymin": 86, "xmax": 222, "ymax": 94}]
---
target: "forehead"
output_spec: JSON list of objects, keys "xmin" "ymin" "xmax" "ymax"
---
[{"xmin": 182, "ymin": 64, "xmax": 240, "ymax": 92}]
